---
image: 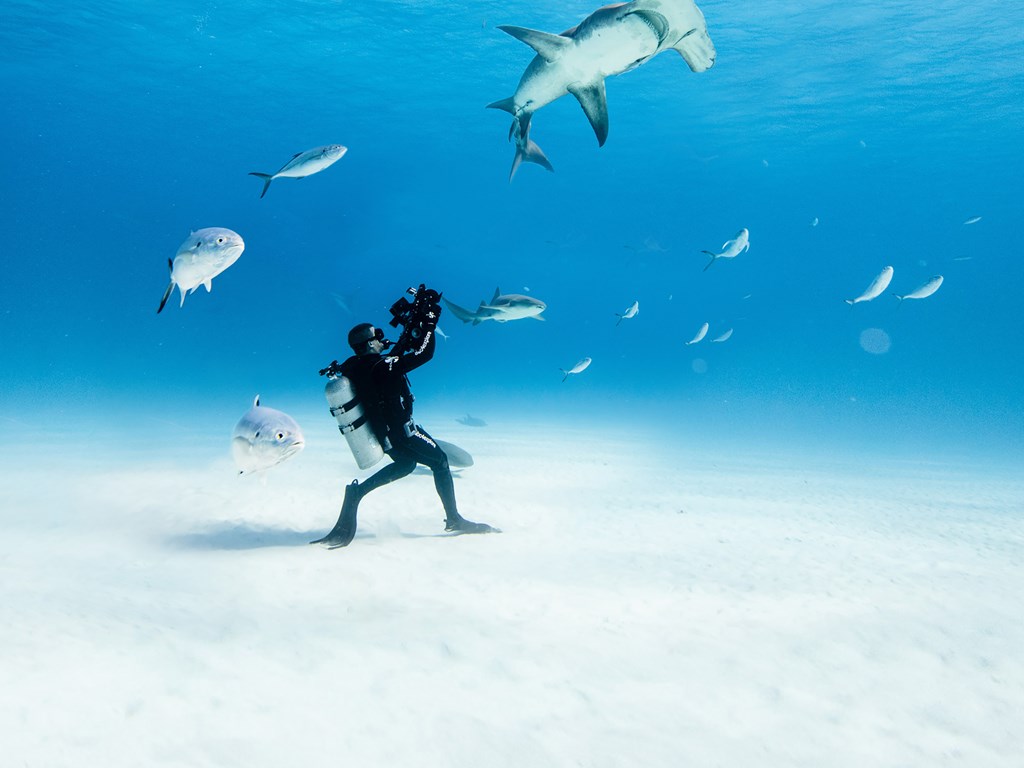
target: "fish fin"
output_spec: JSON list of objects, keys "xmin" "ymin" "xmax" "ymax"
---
[
  {"xmin": 203, "ymin": 278, "xmax": 213, "ymax": 292},
  {"xmin": 509, "ymin": 132, "xmax": 553, "ymax": 181},
  {"xmin": 486, "ymin": 97, "xmax": 516, "ymax": 115},
  {"xmin": 703, "ymin": 255, "xmax": 717, "ymax": 272},
  {"xmin": 254, "ymin": 395, "xmax": 260, "ymax": 407},
  {"xmin": 744, "ymin": 242, "xmax": 750, "ymax": 253},
  {"xmin": 442, "ymin": 298, "xmax": 477, "ymax": 324},
  {"xmin": 844, "ymin": 299, "xmax": 855, "ymax": 306},
  {"xmin": 492, "ymin": 287, "xmax": 501, "ymax": 304},
  {"xmin": 568, "ymin": 81, "xmax": 609, "ymax": 147},
  {"xmin": 157, "ymin": 280, "xmax": 174, "ymax": 314},
  {"xmin": 560, "ymin": 370, "xmax": 568, "ymax": 383},
  {"xmin": 179, "ymin": 285, "xmax": 187, "ymax": 307},
  {"xmin": 530, "ymin": 314, "xmax": 546, "ymax": 321},
  {"xmin": 497, "ymin": 25, "xmax": 572, "ymax": 62},
  {"xmin": 249, "ymin": 172, "xmax": 273, "ymax": 199}
]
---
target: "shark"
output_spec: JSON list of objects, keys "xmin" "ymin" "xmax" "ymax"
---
[
  {"xmin": 488, "ymin": 0, "xmax": 716, "ymax": 180},
  {"xmin": 443, "ymin": 288, "xmax": 547, "ymax": 325}
]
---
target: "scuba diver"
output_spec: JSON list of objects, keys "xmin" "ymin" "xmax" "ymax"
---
[{"xmin": 312, "ymin": 285, "xmax": 498, "ymax": 549}]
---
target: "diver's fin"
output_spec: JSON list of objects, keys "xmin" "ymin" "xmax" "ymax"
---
[
  {"xmin": 568, "ymin": 80, "xmax": 610, "ymax": 146},
  {"xmin": 311, "ymin": 481, "xmax": 361, "ymax": 548},
  {"xmin": 249, "ymin": 172, "xmax": 273, "ymax": 199},
  {"xmin": 497, "ymin": 25, "xmax": 571, "ymax": 62}
]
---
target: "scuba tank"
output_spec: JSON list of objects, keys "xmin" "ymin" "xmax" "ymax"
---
[{"xmin": 324, "ymin": 373, "xmax": 385, "ymax": 470}]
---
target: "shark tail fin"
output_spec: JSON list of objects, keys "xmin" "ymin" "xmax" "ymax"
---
[
  {"xmin": 249, "ymin": 172, "xmax": 273, "ymax": 199},
  {"xmin": 509, "ymin": 129, "xmax": 553, "ymax": 182},
  {"xmin": 157, "ymin": 258, "xmax": 174, "ymax": 313},
  {"xmin": 442, "ymin": 298, "xmax": 477, "ymax": 325}
]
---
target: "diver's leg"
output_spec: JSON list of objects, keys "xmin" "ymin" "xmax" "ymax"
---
[
  {"xmin": 310, "ymin": 451, "xmax": 417, "ymax": 548},
  {"xmin": 403, "ymin": 425, "xmax": 498, "ymax": 534}
]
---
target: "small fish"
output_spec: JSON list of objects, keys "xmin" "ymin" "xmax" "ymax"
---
[
  {"xmin": 811, "ymin": 217, "xmax": 819, "ymax": 227},
  {"xmin": 615, "ymin": 300, "xmax": 639, "ymax": 326},
  {"xmin": 702, "ymin": 228, "xmax": 750, "ymax": 271},
  {"xmin": 456, "ymin": 414, "xmax": 487, "ymax": 427},
  {"xmin": 895, "ymin": 275, "xmax": 943, "ymax": 302},
  {"xmin": 560, "ymin": 357, "xmax": 592, "ymax": 383},
  {"xmin": 711, "ymin": 328, "xmax": 733, "ymax": 343},
  {"xmin": 157, "ymin": 227, "xmax": 245, "ymax": 313},
  {"xmin": 231, "ymin": 396, "xmax": 305, "ymax": 475},
  {"xmin": 952, "ymin": 256, "xmax": 973, "ymax": 262},
  {"xmin": 436, "ymin": 326, "xmax": 449, "ymax": 341},
  {"xmin": 963, "ymin": 216, "xmax": 982, "ymax": 225},
  {"xmin": 685, "ymin": 322, "xmax": 709, "ymax": 346},
  {"xmin": 845, "ymin": 265, "xmax": 894, "ymax": 305},
  {"xmin": 249, "ymin": 144, "xmax": 348, "ymax": 198}
]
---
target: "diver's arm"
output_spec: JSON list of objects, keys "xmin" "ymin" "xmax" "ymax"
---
[{"xmin": 395, "ymin": 328, "xmax": 436, "ymax": 373}]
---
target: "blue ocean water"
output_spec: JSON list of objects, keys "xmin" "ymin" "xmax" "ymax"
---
[{"xmin": 1, "ymin": 0, "xmax": 1022, "ymax": 459}]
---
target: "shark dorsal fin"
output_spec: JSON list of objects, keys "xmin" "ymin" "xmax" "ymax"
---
[
  {"xmin": 568, "ymin": 81, "xmax": 609, "ymax": 146},
  {"xmin": 497, "ymin": 25, "xmax": 572, "ymax": 62},
  {"xmin": 491, "ymin": 287, "xmax": 501, "ymax": 304}
]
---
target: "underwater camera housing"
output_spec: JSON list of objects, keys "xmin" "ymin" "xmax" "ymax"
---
[{"xmin": 388, "ymin": 284, "xmax": 442, "ymax": 346}]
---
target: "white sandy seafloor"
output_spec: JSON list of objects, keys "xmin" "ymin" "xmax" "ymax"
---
[{"xmin": 1, "ymin": 411, "xmax": 1022, "ymax": 768}]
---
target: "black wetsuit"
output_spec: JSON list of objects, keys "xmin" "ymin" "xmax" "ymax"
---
[{"xmin": 339, "ymin": 328, "xmax": 458, "ymax": 516}]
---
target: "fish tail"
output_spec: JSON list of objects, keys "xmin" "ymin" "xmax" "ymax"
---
[
  {"xmin": 157, "ymin": 280, "xmax": 174, "ymax": 313},
  {"xmin": 560, "ymin": 369, "xmax": 568, "ymax": 383},
  {"xmin": 249, "ymin": 172, "xmax": 273, "ymax": 199},
  {"xmin": 844, "ymin": 299, "xmax": 855, "ymax": 306},
  {"xmin": 157, "ymin": 258, "xmax": 174, "ymax": 313},
  {"xmin": 702, "ymin": 253, "xmax": 717, "ymax": 272}
]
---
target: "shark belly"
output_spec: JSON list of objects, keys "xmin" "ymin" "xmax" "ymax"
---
[{"xmin": 513, "ymin": 14, "xmax": 662, "ymax": 115}]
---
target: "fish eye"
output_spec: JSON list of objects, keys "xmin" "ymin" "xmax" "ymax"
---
[
  {"xmin": 196, "ymin": 241, "xmax": 202, "ymax": 247},
  {"xmin": 276, "ymin": 432, "xmax": 285, "ymax": 440},
  {"xmin": 217, "ymin": 237, "xmax": 224, "ymax": 243}
]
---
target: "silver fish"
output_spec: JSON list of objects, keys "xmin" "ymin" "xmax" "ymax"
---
[
  {"xmin": 249, "ymin": 144, "xmax": 347, "ymax": 198},
  {"xmin": 702, "ymin": 228, "xmax": 749, "ymax": 271},
  {"xmin": 231, "ymin": 396, "xmax": 305, "ymax": 475},
  {"xmin": 962, "ymin": 216, "xmax": 982, "ymax": 225},
  {"xmin": 560, "ymin": 357, "xmax": 592, "ymax": 382},
  {"xmin": 616, "ymin": 300, "xmax": 639, "ymax": 325},
  {"xmin": 895, "ymin": 275, "xmax": 943, "ymax": 302},
  {"xmin": 157, "ymin": 227, "xmax": 245, "ymax": 313},
  {"xmin": 711, "ymin": 328, "xmax": 733, "ymax": 342},
  {"xmin": 845, "ymin": 265, "xmax": 894, "ymax": 305},
  {"xmin": 685, "ymin": 322, "xmax": 709, "ymax": 345}
]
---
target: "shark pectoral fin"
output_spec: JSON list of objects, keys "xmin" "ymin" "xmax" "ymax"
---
[
  {"xmin": 497, "ymin": 25, "xmax": 572, "ymax": 62},
  {"xmin": 568, "ymin": 81, "xmax": 610, "ymax": 146},
  {"xmin": 203, "ymin": 278, "xmax": 213, "ymax": 292}
]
